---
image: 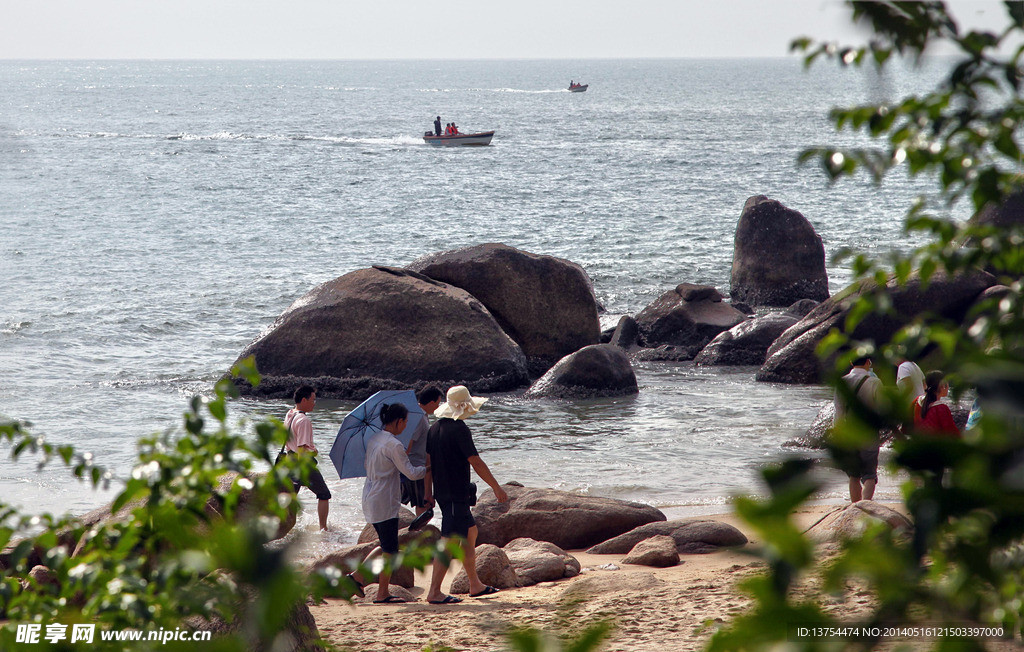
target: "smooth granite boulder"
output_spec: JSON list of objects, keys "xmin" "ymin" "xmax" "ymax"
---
[
  {"xmin": 184, "ymin": 586, "xmax": 320, "ymax": 652},
  {"xmin": 231, "ymin": 266, "xmax": 529, "ymax": 398},
  {"xmin": 450, "ymin": 544, "xmax": 522, "ymax": 593},
  {"xmin": 502, "ymin": 538, "xmax": 581, "ymax": 586},
  {"xmin": 408, "ymin": 244, "xmax": 601, "ymax": 374},
  {"xmin": 806, "ymin": 501, "xmax": 913, "ymax": 544},
  {"xmin": 730, "ymin": 195, "xmax": 829, "ymax": 306},
  {"xmin": 308, "ymin": 526, "xmax": 441, "ymax": 589},
  {"xmin": 694, "ymin": 312, "xmax": 796, "ymax": 366},
  {"xmin": 473, "ymin": 483, "xmax": 666, "ymax": 550},
  {"xmin": 635, "ymin": 283, "xmax": 747, "ymax": 349},
  {"xmin": 524, "ymin": 344, "xmax": 638, "ymax": 399},
  {"xmin": 586, "ymin": 519, "xmax": 748, "ymax": 554},
  {"xmin": 621, "ymin": 535, "xmax": 680, "ymax": 567},
  {"xmin": 757, "ymin": 269, "xmax": 997, "ymax": 384}
]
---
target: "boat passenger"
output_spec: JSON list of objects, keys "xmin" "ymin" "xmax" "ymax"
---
[
  {"xmin": 434, "ymin": 116, "xmax": 442, "ymax": 137},
  {"xmin": 451, "ymin": 123, "xmax": 459, "ymax": 135}
]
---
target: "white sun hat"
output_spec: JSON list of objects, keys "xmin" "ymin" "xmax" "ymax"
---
[{"xmin": 433, "ymin": 385, "xmax": 488, "ymax": 420}]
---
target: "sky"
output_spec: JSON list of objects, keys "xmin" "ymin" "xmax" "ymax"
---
[{"xmin": 0, "ymin": 0, "xmax": 1012, "ymax": 60}]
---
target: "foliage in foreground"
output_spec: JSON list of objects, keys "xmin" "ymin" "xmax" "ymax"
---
[
  {"xmin": 712, "ymin": 2, "xmax": 1024, "ymax": 650},
  {"xmin": 0, "ymin": 359, "xmax": 436, "ymax": 651}
]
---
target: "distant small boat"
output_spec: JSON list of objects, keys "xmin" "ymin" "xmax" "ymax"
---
[
  {"xmin": 423, "ymin": 130, "xmax": 495, "ymax": 146},
  {"xmin": 569, "ymin": 83, "xmax": 588, "ymax": 93}
]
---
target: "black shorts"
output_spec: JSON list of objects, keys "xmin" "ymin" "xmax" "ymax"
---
[
  {"xmin": 372, "ymin": 518, "xmax": 400, "ymax": 555},
  {"xmin": 438, "ymin": 500, "xmax": 475, "ymax": 538},
  {"xmin": 294, "ymin": 467, "xmax": 332, "ymax": 501},
  {"xmin": 843, "ymin": 446, "xmax": 880, "ymax": 482},
  {"xmin": 400, "ymin": 476, "xmax": 427, "ymax": 508}
]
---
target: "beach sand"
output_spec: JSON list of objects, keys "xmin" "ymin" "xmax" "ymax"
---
[{"xmin": 308, "ymin": 503, "xmax": 861, "ymax": 652}]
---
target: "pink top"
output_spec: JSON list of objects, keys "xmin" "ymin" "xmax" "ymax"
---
[{"xmin": 285, "ymin": 409, "xmax": 317, "ymax": 454}]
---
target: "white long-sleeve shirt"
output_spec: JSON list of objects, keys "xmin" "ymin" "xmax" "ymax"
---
[{"xmin": 362, "ymin": 430, "xmax": 426, "ymax": 524}]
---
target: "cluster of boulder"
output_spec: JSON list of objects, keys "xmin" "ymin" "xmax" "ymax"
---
[
  {"xmin": 310, "ymin": 481, "xmax": 749, "ymax": 597},
  {"xmin": 230, "ymin": 193, "xmax": 1010, "ymax": 403}
]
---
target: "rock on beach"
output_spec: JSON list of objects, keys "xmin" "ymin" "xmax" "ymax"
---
[
  {"xmin": 586, "ymin": 519, "xmax": 748, "ymax": 554},
  {"xmin": 473, "ymin": 483, "xmax": 667, "ymax": 549}
]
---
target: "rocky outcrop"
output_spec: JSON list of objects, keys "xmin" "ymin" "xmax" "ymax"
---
[
  {"xmin": 561, "ymin": 571, "xmax": 664, "ymax": 599},
  {"xmin": 806, "ymin": 501, "xmax": 913, "ymax": 544},
  {"xmin": 231, "ymin": 266, "xmax": 529, "ymax": 398},
  {"xmin": 730, "ymin": 196, "xmax": 829, "ymax": 306},
  {"xmin": 585, "ymin": 519, "xmax": 748, "ymax": 554},
  {"xmin": 631, "ymin": 344, "xmax": 700, "ymax": 362},
  {"xmin": 308, "ymin": 527, "xmax": 441, "ymax": 590},
  {"xmin": 694, "ymin": 313, "xmax": 794, "ymax": 366},
  {"xmin": 450, "ymin": 544, "xmax": 521, "ymax": 593},
  {"xmin": 635, "ymin": 284, "xmax": 747, "ymax": 349},
  {"xmin": 408, "ymin": 244, "xmax": 601, "ymax": 374},
  {"xmin": 524, "ymin": 344, "xmax": 638, "ymax": 399},
  {"xmin": 621, "ymin": 535, "xmax": 680, "ymax": 567},
  {"xmin": 183, "ymin": 584, "xmax": 321, "ymax": 652},
  {"xmin": 473, "ymin": 484, "xmax": 666, "ymax": 549},
  {"xmin": 502, "ymin": 538, "xmax": 581, "ymax": 586},
  {"xmin": 757, "ymin": 270, "xmax": 997, "ymax": 384}
]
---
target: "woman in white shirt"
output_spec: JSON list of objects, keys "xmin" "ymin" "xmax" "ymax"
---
[{"xmin": 357, "ymin": 403, "xmax": 426, "ymax": 603}]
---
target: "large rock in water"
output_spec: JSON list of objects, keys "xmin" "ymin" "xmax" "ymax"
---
[
  {"xmin": 524, "ymin": 344, "xmax": 638, "ymax": 399},
  {"xmin": 694, "ymin": 300, "xmax": 818, "ymax": 366},
  {"xmin": 473, "ymin": 483, "xmax": 666, "ymax": 549},
  {"xmin": 635, "ymin": 283, "xmax": 747, "ymax": 349},
  {"xmin": 757, "ymin": 269, "xmax": 996, "ymax": 384},
  {"xmin": 231, "ymin": 266, "xmax": 529, "ymax": 398},
  {"xmin": 730, "ymin": 196, "xmax": 830, "ymax": 306},
  {"xmin": 408, "ymin": 244, "xmax": 601, "ymax": 374}
]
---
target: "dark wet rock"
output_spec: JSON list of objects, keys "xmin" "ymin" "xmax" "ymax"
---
[
  {"xmin": 621, "ymin": 535, "xmax": 680, "ymax": 567},
  {"xmin": 408, "ymin": 244, "xmax": 601, "ymax": 374},
  {"xmin": 450, "ymin": 544, "xmax": 521, "ymax": 593},
  {"xmin": 694, "ymin": 312, "xmax": 796, "ymax": 366},
  {"xmin": 231, "ymin": 266, "xmax": 529, "ymax": 398},
  {"xmin": 635, "ymin": 283, "xmax": 747, "ymax": 349},
  {"xmin": 524, "ymin": 344, "xmax": 638, "ymax": 399},
  {"xmin": 731, "ymin": 301, "xmax": 756, "ymax": 315},
  {"xmin": 599, "ymin": 325, "xmax": 615, "ymax": 344},
  {"xmin": 785, "ymin": 299, "xmax": 821, "ymax": 318},
  {"xmin": 806, "ymin": 501, "xmax": 912, "ymax": 544},
  {"xmin": 609, "ymin": 315, "xmax": 640, "ymax": 350},
  {"xmin": 730, "ymin": 195, "xmax": 829, "ymax": 306},
  {"xmin": 502, "ymin": 538, "xmax": 581, "ymax": 586},
  {"xmin": 970, "ymin": 189, "xmax": 1024, "ymax": 229},
  {"xmin": 586, "ymin": 519, "xmax": 748, "ymax": 554},
  {"xmin": 757, "ymin": 270, "xmax": 997, "ymax": 385},
  {"xmin": 473, "ymin": 484, "xmax": 666, "ymax": 549},
  {"xmin": 630, "ymin": 344, "xmax": 700, "ymax": 362}
]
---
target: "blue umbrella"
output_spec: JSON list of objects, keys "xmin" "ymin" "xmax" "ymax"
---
[{"xmin": 329, "ymin": 390, "xmax": 426, "ymax": 479}]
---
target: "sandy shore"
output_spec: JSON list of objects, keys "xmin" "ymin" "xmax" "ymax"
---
[{"xmin": 309, "ymin": 502, "xmax": 855, "ymax": 652}]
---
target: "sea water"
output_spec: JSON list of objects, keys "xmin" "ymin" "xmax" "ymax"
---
[{"xmin": 0, "ymin": 59, "xmax": 952, "ymax": 549}]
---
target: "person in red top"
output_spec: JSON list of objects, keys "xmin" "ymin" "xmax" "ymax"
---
[{"xmin": 913, "ymin": 370, "xmax": 960, "ymax": 438}]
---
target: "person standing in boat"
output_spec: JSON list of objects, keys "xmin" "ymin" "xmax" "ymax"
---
[{"xmin": 434, "ymin": 116, "xmax": 442, "ymax": 137}]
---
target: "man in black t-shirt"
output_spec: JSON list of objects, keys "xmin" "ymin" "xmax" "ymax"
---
[{"xmin": 423, "ymin": 386, "xmax": 508, "ymax": 604}]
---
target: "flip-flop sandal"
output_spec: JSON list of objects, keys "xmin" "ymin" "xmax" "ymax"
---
[
  {"xmin": 470, "ymin": 585, "xmax": 499, "ymax": 597},
  {"xmin": 428, "ymin": 595, "xmax": 463, "ymax": 605},
  {"xmin": 373, "ymin": 595, "xmax": 407, "ymax": 604},
  {"xmin": 344, "ymin": 573, "xmax": 365, "ymax": 599}
]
